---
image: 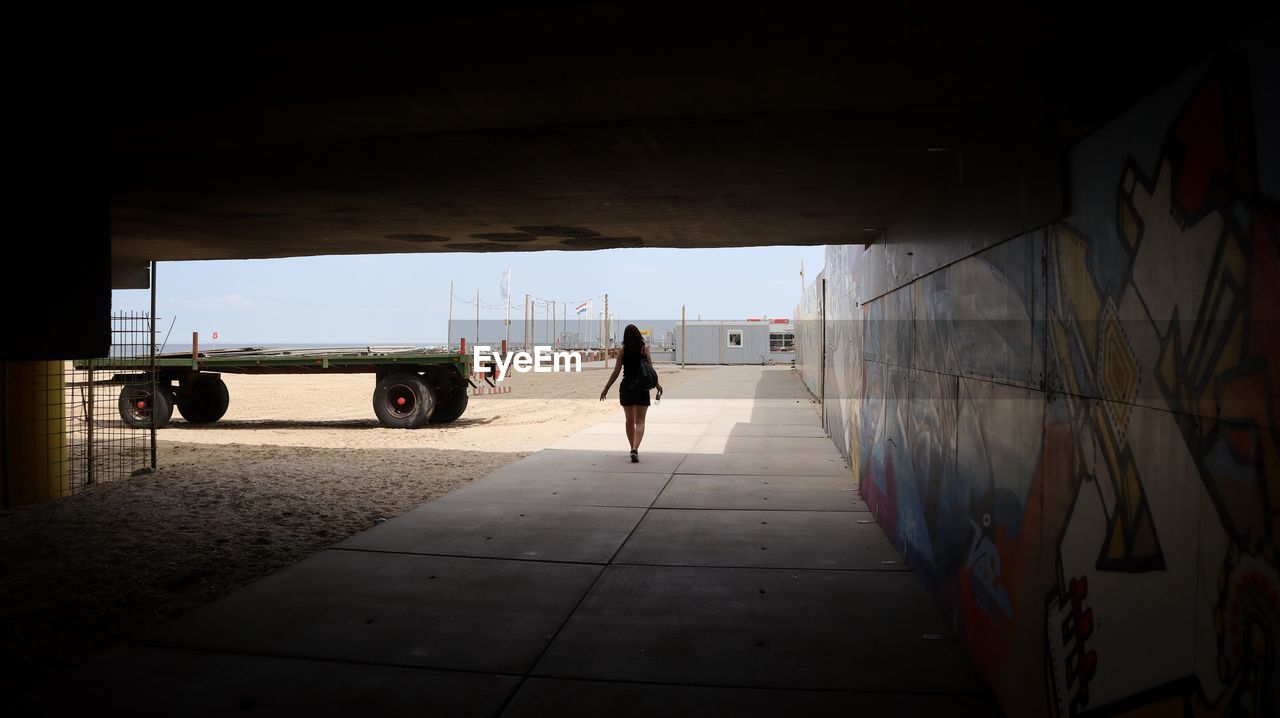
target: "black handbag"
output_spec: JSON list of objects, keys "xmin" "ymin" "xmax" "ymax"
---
[{"xmin": 637, "ymin": 347, "xmax": 659, "ymax": 390}]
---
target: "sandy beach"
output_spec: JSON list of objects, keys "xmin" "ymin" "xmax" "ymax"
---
[{"xmin": 0, "ymin": 364, "xmax": 705, "ymax": 688}]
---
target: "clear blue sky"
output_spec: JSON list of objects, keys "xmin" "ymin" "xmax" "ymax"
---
[{"xmin": 111, "ymin": 246, "xmax": 825, "ymax": 345}]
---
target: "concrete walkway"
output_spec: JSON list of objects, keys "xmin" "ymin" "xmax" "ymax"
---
[{"xmin": 48, "ymin": 367, "xmax": 1001, "ymax": 716}]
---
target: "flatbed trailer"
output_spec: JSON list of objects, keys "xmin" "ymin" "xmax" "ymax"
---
[{"xmin": 77, "ymin": 346, "xmax": 477, "ymax": 429}]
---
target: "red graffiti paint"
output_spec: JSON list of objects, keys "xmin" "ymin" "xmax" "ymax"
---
[{"xmin": 1169, "ymin": 60, "xmax": 1257, "ymax": 222}]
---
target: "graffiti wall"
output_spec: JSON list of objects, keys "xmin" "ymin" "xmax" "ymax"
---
[
  {"xmin": 794, "ymin": 268, "xmax": 824, "ymax": 398},
  {"xmin": 797, "ymin": 41, "xmax": 1278, "ymax": 716},
  {"xmin": 822, "ymin": 244, "xmax": 865, "ymax": 464}
]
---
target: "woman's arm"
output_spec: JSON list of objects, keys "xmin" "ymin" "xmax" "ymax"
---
[{"xmin": 600, "ymin": 346, "xmax": 624, "ymax": 400}]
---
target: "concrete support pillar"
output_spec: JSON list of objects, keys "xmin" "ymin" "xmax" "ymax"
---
[{"xmin": 1, "ymin": 361, "xmax": 68, "ymax": 507}]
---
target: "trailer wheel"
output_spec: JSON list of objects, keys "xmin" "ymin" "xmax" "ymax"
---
[
  {"xmin": 177, "ymin": 376, "xmax": 230, "ymax": 424},
  {"xmin": 119, "ymin": 383, "xmax": 174, "ymax": 428},
  {"xmin": 429, "ymin": 388, "xmax": 469, "ymax": 423},
  {"xmin": 373, "ymin": 373, "xmax": 435, "ymax": 428}
]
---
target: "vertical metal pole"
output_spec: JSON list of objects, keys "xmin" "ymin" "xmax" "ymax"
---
[
  {"xmin": 150, "ymin": 261, "xmax": 158, "ymax": 470},
  {"xmin": 820, "ymin": 277, "xmax": 827, "ymax": 433},
  {"xmin": 603, "ymin": 294, "xmax": 609, "ymax": 369},
  {"xmin": 447, "ymin": 280, "xmax": 453, "ymax": 350},
  {"xmin": 475, "ymin": 288, "xmax": 480, "ymax": 348},
  {"xmin": 552, "ymin": 301, "xmax": 556, "ymax": 347},
  {"xmin": 681, "ymin": 304, "xmax": 686, "ymax": 369},
  {"xmin": 523, "ymin": 294, "xmax": 528, "ymax": 351},
  {"xmin": 85, "ymin": 354, "xmax": 94, "ymax": 486}
]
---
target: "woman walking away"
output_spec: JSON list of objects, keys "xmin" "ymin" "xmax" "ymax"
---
[{"xmin": 600, "ymin": 324, "xmax": 664, "ymax": 462}]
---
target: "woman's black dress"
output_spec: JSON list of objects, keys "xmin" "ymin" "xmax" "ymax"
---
[{"xmin": 618, "ymin": 345, "xmax": 651, "ymax": 407}]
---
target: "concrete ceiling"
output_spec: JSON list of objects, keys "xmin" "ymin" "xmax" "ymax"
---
[{"xmin": 109, "ymin": 3, "xmax": 1267, "ymax": 283}]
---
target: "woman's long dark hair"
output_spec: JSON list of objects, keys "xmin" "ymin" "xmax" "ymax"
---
[{"xmin": 622, "ymin": 324, "xmax": 644, "ymax": 355}]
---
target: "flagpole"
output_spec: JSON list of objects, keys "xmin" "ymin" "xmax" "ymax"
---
[{"xmin": 504, "ymin": 268, "xmax": 511, "ymax": 348}]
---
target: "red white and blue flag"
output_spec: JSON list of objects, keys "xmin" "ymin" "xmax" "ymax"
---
[{"xmin": 575, "ymin": 300, "xmax": 590, "ymax": 316}]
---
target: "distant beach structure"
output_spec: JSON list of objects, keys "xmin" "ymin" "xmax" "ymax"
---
[{"xmin": 675, "ymin": 320, "xmax": 794, "ymax": 365}]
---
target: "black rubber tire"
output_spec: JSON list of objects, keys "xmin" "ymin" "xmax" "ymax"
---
[
  {"xmin": 177, "ymin": 376, "xmax": 231, "ymax": 424},
  {"xmin": 428, "ymin": 388, "xmax": 469, "ymax": 423},
  {"xmin": 372, "ymin": 372, "xmax": 435, "ymax": 428},
  {"xmin": 119, "ymin": 383, "xmax": 174, "ymax": 428}
]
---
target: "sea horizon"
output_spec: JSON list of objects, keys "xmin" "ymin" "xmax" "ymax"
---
[{"xmin": 160, "ymin": 340, "xmax": 450, "ymax": 353}]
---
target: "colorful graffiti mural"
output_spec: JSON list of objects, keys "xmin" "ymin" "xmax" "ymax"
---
[
  {"xmin": 1045, "ymin": 53, "xmax": 1279, "ymax": 717},
  {"xmin": 797, "ymin": 47, "xmax": 1278, "ymax": 717},
  {"xmin": 794, "ymin": 269, "xmax": 824, "ymax": 399}
]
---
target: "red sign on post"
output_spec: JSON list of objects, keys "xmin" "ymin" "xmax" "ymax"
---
[{"xmin": 212, "ymin": 331, "xmax": 220, "ymax": 340}]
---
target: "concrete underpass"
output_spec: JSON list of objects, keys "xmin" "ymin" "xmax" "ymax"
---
[{"xmin": 31, "ymin": 367, "xmax": 1006, "ymax": 715}]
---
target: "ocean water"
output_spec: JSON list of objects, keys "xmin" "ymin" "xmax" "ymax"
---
[{"xmin": 160, "ymin": 341, "xmax": 449, "ymax": 354}]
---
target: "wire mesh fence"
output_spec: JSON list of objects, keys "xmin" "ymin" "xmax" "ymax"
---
[
  {"xmin": 2, "ymin": 360, "xmax": 68, "ymax": 506},
  {"xmin": 62, "ymin": 312, "xmax": 156, "ymax": 495}
]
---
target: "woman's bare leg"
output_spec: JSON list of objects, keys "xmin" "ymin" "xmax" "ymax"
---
[
  {"xmin": 623, "ymin": 405, "xmax": 636, "ymax": 450},
  {"xmin": 633, "ymin": 404, "xmax": 648, "ymax": 451}
]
